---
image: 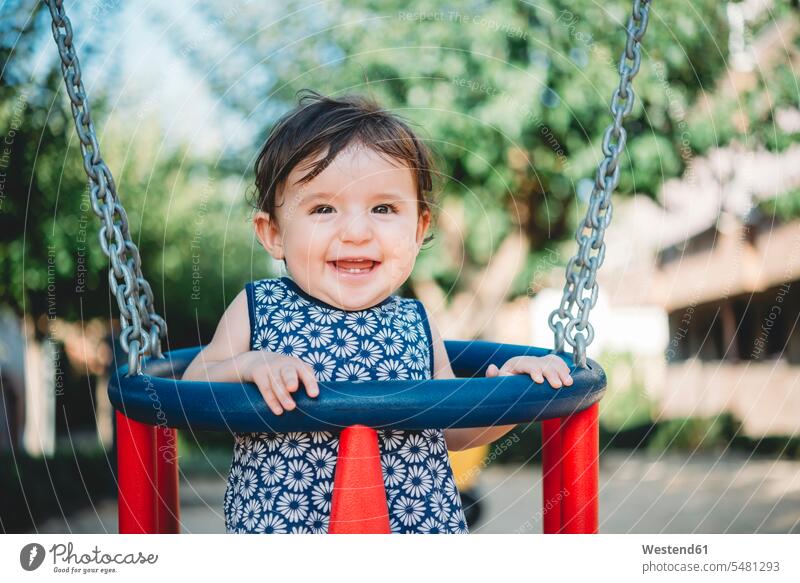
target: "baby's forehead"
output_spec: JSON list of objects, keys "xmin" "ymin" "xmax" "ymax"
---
[{"xmin": 283, "ymin": 146, "xmax": 417, "ymax": 200}]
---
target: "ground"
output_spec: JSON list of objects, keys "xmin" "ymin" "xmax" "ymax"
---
[{"xmin": 34, "ymin": 451, "xmax": 800, "ymax": 534}]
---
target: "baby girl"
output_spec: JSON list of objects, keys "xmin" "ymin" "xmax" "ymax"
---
[{"xmin": 182, "ymin": 90, "xmax": 573, "ymax": 534}]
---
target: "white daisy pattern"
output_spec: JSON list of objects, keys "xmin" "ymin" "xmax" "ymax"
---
[
  {"xmin": 240, "ymin": 468, "xmax": 258, "ymax": 499},
  {"xmin": 374, "ymin": 328, "xmax": 403, "ymax": 356},
  {"xmin": 300, "ymin": 322, "xmax": 333, "ymax": 348},
  {"xmin": 379, "ymin": 429, "xmax": 404, "ymax": 451},
  {"xmin": 307, "ymin": 447, "xmax": 337, "ymax": 479},
  {"xmin": 301, "ymin": 351, "xmax": 336, "ymax": 382},
  {"xmin": 225, "ymin": 277, "xmax": 468, "ymax": 533},
  {"xmin": 308, "ymin": 304, "xmax": 343, "ymax": 326},
  {"xmin": 276, "ymin": 335, "xmax": 308, "ymax": 358},
  {"xmin": 330, "ymin": 328, "xmax": 358, "ymax": 359},
  {"xmin": 429, "ymin": 490, "xmax": 450, "ymax": 522},
  {"xmin": 394, "ymin": 495, "xmax": 425, "ymax": 526},
  {"xmin": 426, "ymin": 458, "xmax": 447, "ymax": 489},
  {"xmin": 419, "ymin": 517, "xmax": 446, "ymax": 534},
  {"xmin": 284, "ymin": 290, "xmax": 310, "ymax": 310},
  {"xmin": 242, "ymin": 499, "xmax": 262, "ymax": 531},
  {"xmin": 257, "ymin": 486, "xmax": 281, "ymax": 511},
  {"xmin": 255, "ymin": 512, "xmax": 288, "ymax": 534},
  {"xmin": 402, "ymin": 346, "xmax": 427, "ymax": 371},
  {"xmin": 345, "ymin": 310, "xmax": 378, "ymax": 336},
  {"xmin": 253, "ymin": 280, "xmax": 285, "ymax": 305},
  {"xmin": 258, "ymin": 432, "xmax": 283, "ymax": 452},
  {"xmin": 422, "ymin": 428, "xmax": 447, "ymax": 455},
  {"xmin": 252, "ymin": 327, "xmax": 279, "ymax": 352},
  {"xmin": 403, "ymin": 464, "xmax": 433, "ymax": 498},
  {"xmin": 381, "ymin": 454, "xmax": 407, "ymax": 488},
  {"xmin": 399, "ymin": 434, "xmax": 430, "ymax": 464},
  {"xmin": 259, "ymin": 454, "xmax": 286, "ymax": 486},
  {"xmin": 375, "ymin": 358, "xmax": 408, "ymax": 381},
  {"xmin": 353, "ymin": 339, "xmax": 383, "ymax": 367},
  {"xmin": 254, "ymin": 303, "xmax": 271, "ymax": 326},
  {"xmin": 279, "ymin": 432, "xmax": 311, "ymax": 458},
  {"xmin": 334, "ymin": 361, "xmax": 371, "ymax": 382},
  {"xmin": 271, "ymin": 309, "xmax": 304, "ymax": 333},
  {"xmin": 284, "ymin": 459, "xmax": 314, "ymax": 492},
  {"xmin": 275, "ymin": 491, "xmax": 309, "ymax": 523},
  {"xmin": 306, "ymin": 511, "xmax": 329, "ymax": 534},
  {"xmin": 247, "ymin": 440, "xmax": 267, "ymax": 468}
]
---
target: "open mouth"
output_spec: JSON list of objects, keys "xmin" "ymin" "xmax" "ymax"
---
[{"xmin": 327, "ymin": 259, "xmax": 380, "ymax": 275}]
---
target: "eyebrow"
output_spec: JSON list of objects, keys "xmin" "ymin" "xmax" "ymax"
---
[{"xmin": 301, "ymin": 192, "xmax": 411, "ymax": 204}]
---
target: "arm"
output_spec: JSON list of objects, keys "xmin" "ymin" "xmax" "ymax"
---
[
  {"xmin": 182, "ymin": 289, "xmax": 319, "ymax": 415},
  {"xmin": 182, "ymin": 290, "xmax": 255, "ymax": 383},
  {"xmin": 421, "ymin": 304, "xmax": 518, "ymax": 452}
]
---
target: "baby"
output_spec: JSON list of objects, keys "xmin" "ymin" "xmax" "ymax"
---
[{"xmin": 182, "ymin": 90, "xmax": 573, "ymax": 534}]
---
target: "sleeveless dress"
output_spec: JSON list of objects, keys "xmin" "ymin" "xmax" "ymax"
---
[{"xmin": 223, "ymin": 276, "xmax": 469, "ymax": 534}]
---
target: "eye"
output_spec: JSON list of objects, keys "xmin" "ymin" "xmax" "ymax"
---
[
  {"xmin": 372, "ymin": 203, "xmax": 398, "ymax": 214},
  {"xmin": 310, "ymin": 205, "xmax": 335, "ymax": 215}
]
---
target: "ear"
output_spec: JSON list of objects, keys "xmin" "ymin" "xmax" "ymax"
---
[
  {"xmin": 253, "ymin": 211, "xmax": 284, "ymax": 260},
  {"xmin": 415, "ymin": 208, "xmax": 432, "ymax": 249}
]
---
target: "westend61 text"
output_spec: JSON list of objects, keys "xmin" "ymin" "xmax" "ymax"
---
[{"xmin": 642, "ymin": 544, "xmax": 708, "ymax": 555}]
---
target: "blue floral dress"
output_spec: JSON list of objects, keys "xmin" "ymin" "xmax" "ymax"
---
[{"xmin": 223, "ymin": 276, "xmax": 469, "ymax": 534}]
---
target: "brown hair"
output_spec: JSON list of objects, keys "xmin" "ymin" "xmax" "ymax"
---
[{"xmin": 252, "ymin": 90, "xmax": 436, "ymax": 242}]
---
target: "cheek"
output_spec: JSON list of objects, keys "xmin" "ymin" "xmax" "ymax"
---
[
  {"xmin": 382, "ymin": 224, "xmax": 420, "ymax": 268},
  {"xmin": 291, "ymin": 221, "xmax": 332, "ymax": 252}
]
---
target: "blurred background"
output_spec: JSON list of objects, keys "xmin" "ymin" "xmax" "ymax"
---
[{"xmin": 1, "ymin": 0, "xmax": 799, "ymax": 534}]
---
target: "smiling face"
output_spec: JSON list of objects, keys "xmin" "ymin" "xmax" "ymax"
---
[{"xmin": 254, "ymin": 144, "xmax": 431, "ymax": 311}]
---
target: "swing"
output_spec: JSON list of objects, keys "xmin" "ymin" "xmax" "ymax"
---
[{"xmin": 44, "ymin": 0, "xmax": 651, "ymax": 534}]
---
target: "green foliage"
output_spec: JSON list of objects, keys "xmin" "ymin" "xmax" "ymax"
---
[
  {"xmin": 647, "ymin": 414, "xmax": 738, "ymax": 454},
  {"xmin": 597, "ymin": 351, "xmax": 655, "ymax": 432},
  {"xmin": 758, "ymin": 188, "xmax": 800, "ymax": 221},
  {"xmin": 4, "ymin": 0, "xmax": 795, "ymax": 345}
]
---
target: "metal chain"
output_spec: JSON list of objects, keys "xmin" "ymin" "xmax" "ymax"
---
[
  {"xmin": 548, "ymin": 0, "xmax": 651, "ymax": 368},
  {"xmin": 45, "ymin": 0, "xmax": 167, "ymax": 375}
]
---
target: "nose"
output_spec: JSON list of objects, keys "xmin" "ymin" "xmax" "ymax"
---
[{"xmin": 338, "ymin": 209, "xmax": 373, "ymax": 244}]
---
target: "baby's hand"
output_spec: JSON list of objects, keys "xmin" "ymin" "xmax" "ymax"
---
[
  {"xmin": 240, "ymin": 351, "xmax": 319, "ymax": 415},
  {"xmin": 485, "ymin": 354, "xmax": 573, "ymax": 389}
]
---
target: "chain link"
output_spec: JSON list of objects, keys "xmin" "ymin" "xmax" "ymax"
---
[
  {"xmin": 45, "ymin": 0, "xmax": 166, "ymax": 375},
  {"xmin": 548, "ymin": 0, "xmax": 651, "ymax": 368}
]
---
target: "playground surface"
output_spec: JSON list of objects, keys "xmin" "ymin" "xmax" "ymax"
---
[{"xmin": 34, "ymin": 450, "xmax": 800, "ymax": 534}]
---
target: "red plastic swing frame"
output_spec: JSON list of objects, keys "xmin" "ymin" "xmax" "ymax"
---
[{"xmin": 116, "ymin": 403, "xmax": 599, "ymax": 534}]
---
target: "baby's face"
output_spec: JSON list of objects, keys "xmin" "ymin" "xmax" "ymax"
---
[{"xmin": 256, "ymin": 145, "xmax": 430, "ymax": 311}]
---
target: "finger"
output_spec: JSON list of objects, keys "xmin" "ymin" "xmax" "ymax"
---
[
  {"xmin": 498, "ymin": 361, "xmax": 518, "ymax": 376},
  {"xmin": 554, "ymin": 357, "xmax": 570, "ymax": 375},
  {"xmin": 281, "ymin": 366, "xmax": 300, "ymax": 393},
  {"xmin": 263, "ymin": 390, "xmax": 284, "ymax": 415},
  {"xmin": 266, "ymin": 369, "xmax": 296, "ymax": 411},
  {"xmin": 252, "ymin": 371, "xmax": 283, "ymax": 415},
  {"xmin": 504, "ymin": 360, "xmax": 542, "ymax": 382},
  {"xmin": 486, "ymin": 364, "xmax": 499, "ymax": 377},
  {"xmin": 530, "ymin": 369, "xmax": 545, "ymax": 383},
  {"xmin": 549, "ymin": 358, "xmax": 573, "ymax": 385},
  {"xmin": 297, "ymin": 364, "xmax": 319, "ymax": 398},
  {"xmin": 542, "ymin": 366, "xmax": 563, "ymax": 389}
]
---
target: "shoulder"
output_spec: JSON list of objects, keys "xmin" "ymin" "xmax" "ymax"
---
[
  {"xmin": 222, "ymin": 289, "xmax": 250, "ymax": 329},
  {"xmin": 196, "ymin": 289, "xmax": 251, "ymax": 361}
]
